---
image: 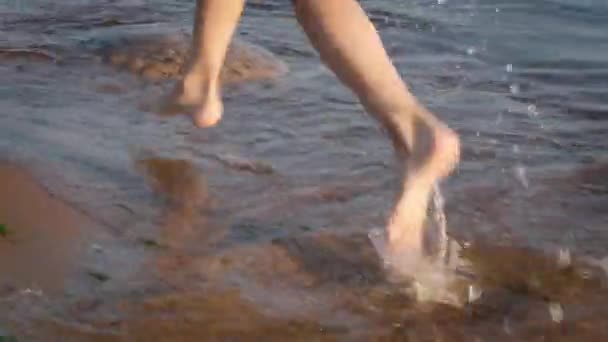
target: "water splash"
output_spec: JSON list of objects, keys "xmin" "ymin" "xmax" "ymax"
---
[
  {"xmin": 503, "ymin": 317, "xmax": 512, "ymax": 335},
  {"xmin": 548, "ymin": 302, "xmax": 564, "ymax": 323},
  {"xmin": 368, "ymin": 185, "xmax": 477, "ymax": 306},
  {"xmin": 509, "ymin": 83, "xmax": 520, "ymax": 95},
  {"xmin": 514, "ymin": 164, "xmax": 529, "ymax": 188},
  {"xmin": 557, "ymin": 248, "xmax": 571, "ymax": 269},
  {"xmin": 432, "ymin": 184, "xmax": 449, "ymax": 263},
  {"xmin": 583, "ymin": 256, "xmax": 608, "ymax": 279}
]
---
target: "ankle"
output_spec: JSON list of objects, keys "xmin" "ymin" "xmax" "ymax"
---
[{"xmin": 182, "ymin": 72, "xmax": 203, "ymax": 91}]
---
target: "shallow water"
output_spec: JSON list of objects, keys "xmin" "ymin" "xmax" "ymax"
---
[{"xmin": 1, "ymin": 0, "xmax": 607, "ymax": 340}]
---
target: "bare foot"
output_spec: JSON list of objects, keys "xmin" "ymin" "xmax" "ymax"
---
[
  {"xmin": 160, "ymin": 73, "xmax": 224, "ymax": 128},
  {"xmin": 191, "ymin": 89, "xmax": 223, "ymax": 128},
  {"xmin": 160, "ymin": 74, "xmax": 202, "ymax": 112},
  {"xmin": 386, "ymin": 113, "xmax": 460, "ymax": 255}
]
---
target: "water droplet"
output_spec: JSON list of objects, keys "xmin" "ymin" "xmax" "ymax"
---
[
  {"xmin": 467, "ymin": 47, "xmax": 476, "ymax": 55},
  {"xmin": 468, "ymin": 285, "xmax": 483, "ymax": 303},
  {"xmin": 505, "ymin": 64, "xmax": 513, "ymax": 73},
  {"xmin": 495, "ymin": 8, "xmax": 501, "ymax": 12},
  {"xmin": 509, "ymin": 84, "xmax": 520, "ymax": 94},
  {"xmin": 496, "ymin": 112, "xmax": 503, "ymax": 125},
  {"xmin": 514, "ymin": 165, "xmax": 529, "ymax": 188},
  {"xmin": 548, "ymin": 302, "xmax": 564, "ymax": 323},
  {"xmin": 437, "ymin": 0, "xmax": 446, "ymax": 4},
  {"xmin": 580, "ymin": 269, "xmax": 593, "ymax": 279},
  {"xmin": 527, "ymin": 104, "xmax": 539, "ymax": 117},
  {"xmin": 557, "ymin": 248, "xmax": 571, "ymax": 269},
  {"xmin": 20, "ymin": 288, "xmax": 43, "ymax": 296},
  {"xmin": 512, "ymin": 144, "xmax": 520, "ymax": 153},
  {"xmin": 91, "ymin": 244, "xmax": 104, "ymax": 253},
  {"xmin": 432, "ymin": 185, "xmax": 449, "ymax": 263}
]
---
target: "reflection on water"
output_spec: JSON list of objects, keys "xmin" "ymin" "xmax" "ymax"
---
[{"xmin": 133, "ymin": 152, "xmax": 218, "ymax": 248}]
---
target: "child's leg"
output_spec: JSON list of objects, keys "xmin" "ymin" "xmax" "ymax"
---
[
  {"xmin": 175, "ymin": 0, "xmax": 245, "ymax": 127},
  {"xmin": 293, "ymin": 0, "xmax": 460, "ymax": 253}
]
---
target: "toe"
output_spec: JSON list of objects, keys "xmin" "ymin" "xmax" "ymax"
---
[
  {"xmin": 192, "ymin": 112, "xmax": 222, "ymax": 128},
  {"xmin": 192, "ymin": 103, "xmax": 223, "ymax": 127}
]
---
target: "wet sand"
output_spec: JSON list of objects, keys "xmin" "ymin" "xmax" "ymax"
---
[
  {"xmin": 2, "ymin": 159, "xmax": 607, "ymax": 341},
  {"xmin": 0, "ymin": 163, "xmax": 96, "ymax": 294}
]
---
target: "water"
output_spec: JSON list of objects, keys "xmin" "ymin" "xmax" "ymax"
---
[{"xmin": 1, "ymin": 0, "xmax": 607, "ymax": 340}]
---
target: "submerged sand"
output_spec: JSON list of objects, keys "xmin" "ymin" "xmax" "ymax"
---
[
  {"xmin": 96, "ymin": 32, "xmax": 289, "ymax": 84},
  {"xmin": 1, "ymin": 160, "xmax": 608, "ymax": 341},
  {"xmin": 0, "ymin": 163, "xmax": 98, "ymax": 294}
]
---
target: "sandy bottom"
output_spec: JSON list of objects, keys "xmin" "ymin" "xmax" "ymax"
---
[
  {"xmin": 0, "ymin": 163, "xmax": 99, "ymax": 294},
  {"xmin": 1, "ymin": 161, "xmax": 608, "ymax": 341}
]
